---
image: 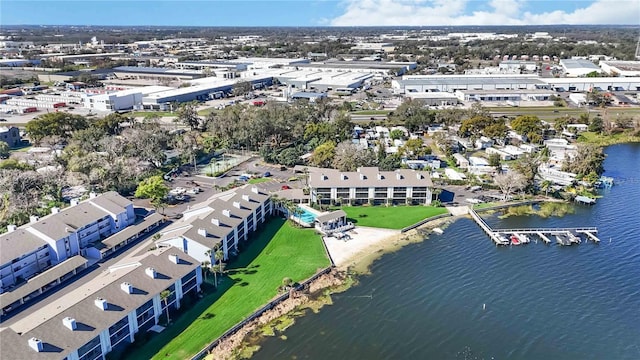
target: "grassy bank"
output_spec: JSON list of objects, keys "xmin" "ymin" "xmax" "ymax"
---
[
  {"xmin": 498, "ymin": 202, "xmax": 574, "ymax": 219},
  {"xmin": 577, "ymin": 131, "xmax": 640, "ymax": 147},
  {"xmin": 337, "ymin": 205, "xmax": 448, "ymax": 230},
  {"xmin": 124, "ymin": 218, "xmax": 329, "ymax": 360}
]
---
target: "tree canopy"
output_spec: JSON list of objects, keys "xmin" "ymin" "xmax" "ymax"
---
[{"xmin": 25, "ymin": 112, "xmax": 89, "ymax": 145}]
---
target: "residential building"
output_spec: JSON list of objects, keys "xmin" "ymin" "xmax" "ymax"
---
[
  {"xmin": 306, "ymin": 166, "xmax": 434, "ymax": 206},
  {"xmin": 0, "ymin": 192, "xmax": 135, "ymax": 295},
  {"xmin": 156, "ymin": 186, "xmax": 272, "ymax": 263},
  {"xmin": 0, "ymin": 248, "xmax": 201, "ymax": 360},
  {"xmin": 0, "ymin": 126, "xmax": 21, "ymax": 148},
  {"xmin": 453, "ymin": 153, "xmax": 470, "ymax": 169},
  {"xmin": 539, "ymin": 165, "xmax": 577, "ymax": 186}
]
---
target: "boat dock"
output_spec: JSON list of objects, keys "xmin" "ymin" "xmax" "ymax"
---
[{"xmin": 469, "ymin": 208, "xmax": 600, "ymax": 246}]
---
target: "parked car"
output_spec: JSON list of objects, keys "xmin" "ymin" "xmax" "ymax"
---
[
  {"xmin": 238, "ymin": 176, "xmax": 249, "ymax": 181},
  {"xmin": 263, "ymin": 171, "xmax": 271, "ymax": 177},
  {"xmin": 281, "ymin": 185, "xmax": 291, "ymax": 190}
]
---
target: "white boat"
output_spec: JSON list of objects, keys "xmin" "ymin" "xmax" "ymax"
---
[
  {"xmin": 432, "ymin": 227, "xmax": 444, "ymax": 235},
  {"xmin": 567, "ymin": 233, "xmax": 582, "ymax": 244},
  {"xmin": 515, "ymin": 233, "xmax": 531, "ymax": 244}
]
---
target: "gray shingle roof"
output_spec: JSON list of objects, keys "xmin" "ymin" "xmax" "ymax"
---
[
  {"xmin": 0, "ymin": 248, "xmax": 198, "ymax": 360},
  {"xmin": 307, "ymin": 167, "xmax": 433, "ymax": 189},
  {"xmin": 0, "ymin": 228, "xmax": 47, "ymax": 265}
]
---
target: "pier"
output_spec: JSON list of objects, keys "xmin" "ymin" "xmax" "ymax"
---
[{"xmin": 469, "ymin": 207, "xmax": 600, "ymax": 246}]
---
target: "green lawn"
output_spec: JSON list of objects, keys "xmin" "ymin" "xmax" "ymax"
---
[
  {"xmin": 197, "ymin": 107, "xmax": 219, "ymax": 116},
  {"xmin": 247, "ymin": 177, "xmax": 273, "ymax": 184},
  {"xmin": 577, "ymin": 131, "xmax": 640, "ymax": 146},
  {"xmin": 124, "ymin": 218, "xmax": 329, "ymax": 360},
  {"xmin": 351, "ymin": 110, "xmax": 392, "ymax": 115},
  {"xmin": 129, "ymin": 111, "xmax": 177, "ymax": 118},
  {"xmin": 338, "ymin": 205, "xmax": 448, "ymax": 229}
]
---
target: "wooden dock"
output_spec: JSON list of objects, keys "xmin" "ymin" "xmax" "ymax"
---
[{"xmin": 469, "ymin": 207, "xmax": 600, "ymax": 246}]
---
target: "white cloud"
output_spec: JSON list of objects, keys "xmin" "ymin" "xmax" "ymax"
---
[{"xmin": 330, "ymin": 0, "xmax": 640, "ymax": 26}]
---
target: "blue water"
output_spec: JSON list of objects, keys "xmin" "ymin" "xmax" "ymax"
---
[
  {"xmin": 253, "ymin": 143, "xmax": 640, "ymax": 360},
  {"xmin": 297, "ymin": 207, "xmax": 317, "ymax": 223}
]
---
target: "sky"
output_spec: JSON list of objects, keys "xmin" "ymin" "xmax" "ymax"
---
[{"xmin": 1, "ymin": 0, "xmax": 639, "ymax": 26}]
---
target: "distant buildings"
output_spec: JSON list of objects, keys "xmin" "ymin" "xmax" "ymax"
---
[
  {"xmin": 599, "ymin": 61, "xmax": 640, "ymax": 77},
  {"xmin": 559, "ymin": 59, "xmax": 601, "ymax": 77}
]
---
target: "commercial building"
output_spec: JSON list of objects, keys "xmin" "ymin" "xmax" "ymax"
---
[
  {"xmin": 112, "ymin": 66, "xmax": 205, "ymax": 82},
  {"xmin": 0, "ymin": 247, "xmax": 201, "ymax": 360},
  {"xmin": 0, "ymin": 192, "xmax": 135, "ymax": 296},
  {"xmin": 454, "ymin": 89, "xmax": 553, "ymax": 103},
  {"xmin": 543, "ymin": 77, "xmax": 640, "ymax": 92},
  {"xmin": 599, "ymin": 61, "xmax": 640, "ymax": 77},
  {"xmin": 156, "ymin": 186, "xmax": 273, "ymax": 263},
  {"xmin": 499, "ymin": 60, "xmax": 537, "ymax": 73},
  {"xmin": 0, "ymin": 126, "xmax": 21, "ymax": 147},
  {"xmin": 404, "ymin": 92, "xmax": 459, "ymax": 106},
  {"xmin": 393, "ymin": 75, "xmax": 546, "ymax": 93},
  {"xmin": 560, "ymin": 59, "xmax": 601, "ymax": 77},
  {"xmin": 305, "ymin": 166, "xmax": 434, "ymax": 206},
  {"xmin": 84, "ymin": 86, "xmax": 173, "ymax": 111},
  {"xmin": 5, "ymin": 98, "xmax": 67, "ymax": 109},
  {"xmin": 296, "ymin": 60, "xmax": 417, "ymax": 76}
]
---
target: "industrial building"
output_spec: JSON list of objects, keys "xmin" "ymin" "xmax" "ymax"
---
[
  {"xmin": 84, "ymin": 86, "xmax": 173, "ymax": 111},
  {"xmin": 393, "ymin": 75, "xmax": 546, "ymax": 93},
  {"xmin": 454, "ymin": 89, "xmax": 553, "ymax": 103},
  {"xmin": 229, "ymin": 57, "xmax": 310, "ymax": 69},
  {"xmin": 499, "ymin": 60, "xmax": 537, "ymax": 73},
  {"xmin": 296, "ymin": 60, "xmax": 417, "ymax": 76},
  {"xmin": 560, "ymin": 59, "xmax": 601, "ymax": 77},
  {"xmin": 404, "ymin": 92, "xmax": 459, "ymax": 106},
  {"xmin": 112, "ymin": 66, "xmax": 205, "ymax": 82},
  {"xmin": 599, "ymin": 61, "xmax": 640, "ymax": 77},
  {"xmin": 543, "ymin": 77, "xmax": 640, "ymax": 92}
]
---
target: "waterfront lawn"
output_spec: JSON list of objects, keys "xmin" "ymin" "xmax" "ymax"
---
[
  {"xmin": 125, "ymin": 218, "xmax": 329, "ymax": 360},
  {"xmin": 577, "ymin": 131, "xmax": 640, "ymax": 146},
  {"xmin": 339, "ymin": 205, "xmax": 448, "ymax": 229}
]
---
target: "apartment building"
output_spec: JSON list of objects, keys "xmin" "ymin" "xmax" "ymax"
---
[
  {"xmin": 305, "ymin": 167, "xmax": 434, "ymax": 206},
  {"xmin": 0, "ymin": 192, "xmax": 135, "ymax": 295},
  {"xmin": 156, "ymin": 186, "xmax": 272, "ymax": 263},
  {"xmin": 0, "ymin": 248, "xmax": 201, "ymax": 360}
]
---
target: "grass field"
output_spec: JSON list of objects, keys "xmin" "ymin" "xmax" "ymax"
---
[
  {"xmin": 198, "ymin": 107, "xmax": 219, "ymax": 116},
  {"xmin": 247, "ymin": 177, "xmax": 272, "ymax": 184},
  {"xmin": 351, "ymin": 110, "xmax": 392, "ymax": 115},
  {"xmin": 577, "ymin": 131, "xmax": 640, "ymax": 146},
  {"xmin": 129, "ymin": 111, "xmax": 177, "ymax": 118},
  {"xmin": 338, "ymin": 205, "xmax": 448, "ymax": 229},
  {"xmin": 124, "ymin": 218, "xmax": 329, "ymax": 360}
]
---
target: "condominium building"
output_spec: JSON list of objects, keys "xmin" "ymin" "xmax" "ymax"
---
[
  {"xmin": 0, "ymin": 248, "xmax": 201, "ymax": 360},
  {"xmin": 156, "ymin": 186, "xmax": 273, "ymax": 263},
  {"xmin": 0, "ymin": 192, "xmax": 135, "ymax": 295},
  {"xmin": 305, "ymin": 167, "xmax": 434, "ymax": 206}
]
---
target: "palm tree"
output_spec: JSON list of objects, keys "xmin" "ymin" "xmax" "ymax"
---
[
  {"xmin": 160, "ymin": 290, "xmax": 171, "ymax": 325},
  {"xmin": 541, "ymin": 180, "xmax": 553, "ymax": 197},
  {"xmin": 201, "ymin": 260, "xmax": 211, "ymax": 282},
  {"xmin": 209, "ymin": 245, "xmax": 225, "ymax": 288}
]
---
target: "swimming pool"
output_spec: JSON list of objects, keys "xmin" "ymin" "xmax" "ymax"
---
[{"xmin": 296, "ymin": 207, "xmax": 317, "ymax": 223}]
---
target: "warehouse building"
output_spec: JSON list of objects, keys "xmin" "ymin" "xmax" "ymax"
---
[
  {"xmin": 404, "ymin": 92, "xmax": 459, "ymax": 106},
  {"xmin": 84, "ymin": 86, "xmax": 173, "ymax": 111},
  {"xmin": 296, "ymin": 60, "xmax": 417, "ymax": 76},
  {"xmin": 112, "ymin": 66, "xmax": 205, "ymax": 82},
  {"xmin": 599, "ymin": 61, "xmax": 640, "ymax": 77},
  {"xmin": 560, "ymin": 59, "xmax": 601, "ymax": 77},
  {"xmin": 455, "ymin": 89, "xmax": 554, "ymax": 103},
  {"xmin": 393, "ymin": 75, "xmax": 546, "ymax": 93},
  {"xmin": 543, "ymin": 77, "xmax": 640, "ymax": 92}
]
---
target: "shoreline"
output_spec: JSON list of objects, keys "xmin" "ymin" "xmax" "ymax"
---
[{"xmin": 203, "ymin": 215, "xmax": 461, "ymax": 360}]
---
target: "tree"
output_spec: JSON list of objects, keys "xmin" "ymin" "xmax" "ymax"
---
[
  {"xmin": 494, "ymin": 172, "xmax": 527, "ymax": 201},
  {"xmin": 540, "ymin": 180, "xmax": 553, "ymax": 197},
  {"xmin": 160, "ymin": 290, "xmax": 171, "ymax": 324},
  {"xmin": 176, "ymin": 102, "xmax": 202, "ymax": 131},
  {"xmin": 512, "ymin": 154, "xmax": 541, "ymax": 192},
  {"xmin": 94, "ymin": 113, "xmax": 127, "ymax": 135},
  {"xmin": 401, "ymin": 138, "xmax": 430, "ymax": 159},
  {"xmin": 134, "ymin": 175, "xmax": 169, "ymax": 210},
  {"xmin": 562, "ymin": 144, "xmax": 606, "ymax": 176},
  {"xmin": 389, "ymin": 129, "xmax": 404, "ymax": 140},
  {"xmin": 232, "ymin": 80, "xmax": 252, "ymax": 96},
  {"xmin": 488, "ymin": 153, "xmax": 501, "ymax": 168},
  {"xmin": 311, "ymin": 141, "xmax": 336, "ymax": 168},
  {"xmin": 25, "ymin": 112, "xmax": 89, "ymax": 145},
  {"xmin": 201, "ymin": 260, "xmax": 211, "ymax": 282},
  {"xmin": 332, "ymin": 141, "xmax": 376, "ymax": 171},
  {"xmin": 511, "ymin": 115, "xmax": 542, "ymax": 143},
  {"xmin": 0, "ymin": 142, "xmax": 9, "ymax": 159},
  {"xmin": 588, "ymin": 116, "xmax": 604, "ymax": 133}
]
